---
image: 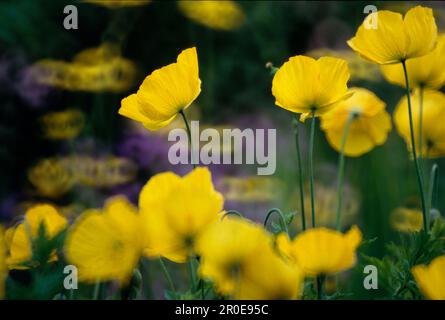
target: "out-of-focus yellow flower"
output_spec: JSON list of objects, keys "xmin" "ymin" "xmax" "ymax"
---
[
  {"xmin": 390, "ymin": 207, "xmax": 423, "ymax": 233},
  {"xmin": 272, "ymin": 55, "xmax": 351, "ymax": 120},
  {"xmin": 178, "ymin": 0, "xmax": 245, "ymax": 31},
  {"xmin": 139, "ymin": 167, "xmax": 223, "ymax": 263},
  {"xmin": 82, "ymin": 0, "xmax": 151, "ymax": 8},
  {"xmin": 277, "ymin": 226, "xmax": 362, "ymax": 276},
  {"xmin": 394, "ymin": 89, "xmax": 445, "ymax": 158},
  {"xmin": 119, "ymin": 47, "xmax": 201, "ymax": 130},
  {"xmin": 7, "ymin": 204, "xmax": 67, "ymax": 269},
  {"xmin": 218, "ymin": 176, "xmax": 285, "ymax": 203},
  {"xmin": 291, "ymin": 181, "xmax": 359, "ymax": 230},
  {"xmin": 307, "ymin": 48, "xmax": 382, "ymax": 82},
  {"xmin": 40, "ymin": 109, "xmax": 85, "ymax": 140},
  {"xmin": 196, "ymin": 217, "xmax": 303, "ymax": 299},
  {"xmin": 412, "ymin": 255, "xmax": 445, "ymax": 300},
  {"xmin": 348, "ymin": 6, "xmax": 437, "ymax": 65},
  {"xmin": 30, "ymin": 43, "xmax": 137, "ymax": 93},
  {"xmin": 0, "ymin": 227, "xmax": 7, "ymax": 299},
  {"xmin": 321, "ymin": 88, "xmax": 392, "ymax": 157},
  {"xmin": 381, "ymin": 35, "xmax": 445, "ymax": 89},
  {"xmin": 65, "ymin": 197, "xmax": 143, "ymax": 285},
  {"xmin": 28, "ymin": 158, "xmax": 75, "ymax": 198}
]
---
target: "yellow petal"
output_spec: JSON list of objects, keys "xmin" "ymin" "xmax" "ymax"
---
[
  {"xmin": 316, "ymin": 57, "xmax": 351, "ymax": 109},
  {"xmin": 412, "ymin": 255, "xmax": 445, "ymax": 300},
  {"xmin": 348, "ymin": 11, "xmax": 408, "ymax": 64},
  {"xmin": 404, "ymin": 6, "xmax": 437, "ymax": 59}
]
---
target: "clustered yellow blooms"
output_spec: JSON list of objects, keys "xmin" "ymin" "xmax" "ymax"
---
[
  {"xmin": 7, "ymin": 205, "xmax": 67, "ymax": 269},
  {"xmin": 0, "ymin": 227, "xmax": 7, "ymax": 300},
  {"xmin": 381, "ymin": 35, "xmax": 445, "ymax": 89},
  {"xmin": 178, "ymin": 0, "xmax": 245, "ymax": 31},
  {"xmin": 39, "ymin": 109, "xmax": 85, "ymax": 140},
  {"xmin": 119, "ymin": 47, "xmax": 201, "ymax": 130},
  {"xmin": 271, "ymin": 55, "xmax": 352, "ymax": 120},
  {"xmin": 321, "ymin": 88, "xmax": 392, "ymax": 157},
  {"xmin": 30, "ymin": 43, "xmax": 136, "ymax": 92},
  {"xmin": 347, "ymin": 6, "xmax": 437, "ymax": 65},
  {"xmin": 394, "ymin": 90, "xmax": 445, "ymax": 158},
  {"xmin": 139, "ymin": 167, "xmax": 223, "ymax": 262},
  {"xmin": 65, "ymin": 197, "xmax": 143, "ymax": 284},
  {"xmin": 277, "ymin": 226, "xmax": 362, "ymax": 276},
  {"xmin": 412, "ymin": 255, "xmax": 445, "ymax": 300},
  {"xmin": 195, "ymin": 218, "xmax": 303, "ymax": 299},
  {"xmin": 28, "ymin": 156, "xmax": 137, "ymax": 197}
]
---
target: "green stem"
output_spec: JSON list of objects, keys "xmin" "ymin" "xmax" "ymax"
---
[
  {"xmin": 335, "ymin": 113, "xmax": 355, "ymax": 231},
  {"xmin": 401, "ymin": 61, "xmax": 428, "ymax": 234},
  {"xmin": 222, "ymin": 210, "xmax": 243, "ymax": 220},
  {"xmin": 188, "ymin": 258, "xmax": 197, "ymax": 291},
  {"xmin": 293, "ymin": 116, "xmax": 306, "ymax": 231},
  {"xmin": 426, "ymin": 164, "xmax": 439, "ymax": 228},
  {"xmin": 158, "ymin": 258, "xmax": 176, "ymax": 294},
  {"xmin": 264, "ymin": 208, "xmax": 289, "ymax": 235},
  {"xmin": 308, "ymin": 111, "xmax": 316, "ymax": 228},
  {"xmin": 418, "ymin": 86, "xmax": 424, "ymax": 163},
  {"xmin": 316, "ymin": 276, "xmax": 324, "ymax": 300},
  {"xmin": 179, "ymin": 109, "xmax": 197, "ymax": 169},
  {"xmin": 92, "ymin": 281, "xmax": 101, "ymax": 300}
]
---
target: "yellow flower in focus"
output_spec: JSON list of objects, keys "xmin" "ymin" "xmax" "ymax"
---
[
  {"xmin": 412, "ymin": 255, "xmax": 445, "ymax": 300},
  {"xmin": 7, "ymin": 204, "xmax": 67, "ymax": 269},
  {"xmin": 347, "ymin": 6, "xmax": 437, "ymax": 65},
  {"xmin": 65, "ymin": 197, "xmax": 143, "ymax": 285},
  {"xmin": 28, "ymin": 158, "xmax": 75, "ymax": 198},
  {"xmin": 82, "ymin": 0, "xmax": 151, "ymax": 8},
  {"xmin": 139, "ymin": 167, "xmax": 223, "ymax": 263},
  {"xmin": 321, "ymin": 88, "xmax": 392, "ymax": 157},
  {"xmin": 271, "ymin": 55, "xmax": 351, "ymax": 119},
  {"xmin": 390, "ymin": 207, "xmax": 423, "ymax": 233},
  {"xmin": 119, "ymin": 47, "xmax": 201, "ymax": 130},
  {"xmin": 381, "ymin": 35, "xmax": 445, "ymax": 89},
  {"xmin": 196, "ymin": 217, "xmax": 302, "ymax": 299},
  {"xmin": 40, "ymin": 109, "xmax": 85, "ymax": 140},
  {"xmin": 0, "ymin": 227, "xmax": 7, "ymax": 299},
  {"xmin": 394, "ymin": 89, "xmax": 445, "ymax": 158},
  {"xmin": 277, "ymin": 226, "xmax": 362, "ymax": 276},
  {"xmin": 178, "ymin": 0, "xmax": 245, "ymax": 31}
]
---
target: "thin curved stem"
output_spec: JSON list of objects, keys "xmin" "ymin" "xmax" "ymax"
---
[
  {"xmin": 92, "ymin": 281, "xmax": 101, "ymax": 300},
  {"xmin": 221, "ymin": 210, "xmax": 243, "ymax": 220},
  {"xmin": 309, "ymin": 111, "xmax": 316, "ymax": 228},
  {"xmin": 264, "ymin": 208, "xmax": 289, "ymax": 235},
  {"xmin": 158, "ymin": 258, "xmax": 176, "ymax": 294},
  {"xmin": 335, "ymin": 113, "xmax": 355, "ymax": 231},
  {"xmin": 418, "ymin": 86, "xmax": 424, "ymax": 166},
  {"xmin": 179, "ymin": 109, "xmax": 197, "ymax": 169},
  {"xmin": 293, "ymin": 116, "xmax": 306, "ymax": 231},
  {"xmin": 401, "ymin": 61, "xmax": 428, "ymax": 234}
]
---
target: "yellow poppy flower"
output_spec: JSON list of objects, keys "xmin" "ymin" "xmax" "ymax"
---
[
  {"xmin": 139, "ymin": 167, "xmax": 223, "ymax": 263},
  {"xmin": 412, "ymin": 255, "xmax": 445, "ymax": 300},
  {"xmin": 381, "ymin": 34, "xmax": 445, "ymax": 89},
  {"xmin": 321, "ymin": 88, "xmax": 392, "ymax": 157},
  {"xmin": 0, "ymin": 227, "xmax": 7, "ymax": 299},
  {"xmin": 277, "ymin": 226, "xmax": 362, "ymax": 276},
  {"xmin": 196, "ymin": 217, "xmax": 303, "ymax": 299},
  {"xmin": 119, "ymin": 47, "xmax": 201, "ymax": 130},
  {"xmin": 7, "ymin": 204, "xmax": 67, "ymax": 269},
  {"xmin": 28, "ymin": 158, "xmax": 75, "ymax": 198},
  {"xmin": 348, "ymin": 6, "xmax": 437, "ymax": 65},
  {"xmin": 271, "ymin": 55, "xmax": 351, "ymax": 119},
  {"xmin": 178, "ymin": 0, "xmax": 245, "ymax": 31},
  {"xmin": 40, "ymin": 109, "xmax": 85, "ymax": 140},
  {"xmin": 390, "ymin": 207, "xmax": 423, "ymax": 233},
  {"xmin": 65, "ymin": 197, "xmax": 143, "ymax": 285},
  {"xmin": 394, "ymin": 89, "xmax": 445, "ymax": 158}
]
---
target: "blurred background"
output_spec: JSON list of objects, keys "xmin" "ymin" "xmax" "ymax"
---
[{"xmin": 1, "ymin": 0, "xmax": 445, "ymax": 299}]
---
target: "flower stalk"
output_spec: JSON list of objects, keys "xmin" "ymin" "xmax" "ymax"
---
[
  {"xmin": 308, "ymin": 111, "xmax": 317, "ymax": 228},
  {"xmin": 401, "ymin": 61, "xmax": 428, "ymax": 234},
  {"xmin": 293, "ymin": 116, "xmax": 306, "ymax": 231},
  {"xmin": 179, "ymin": 109, "xmax": 197, "ymax": 169}
]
